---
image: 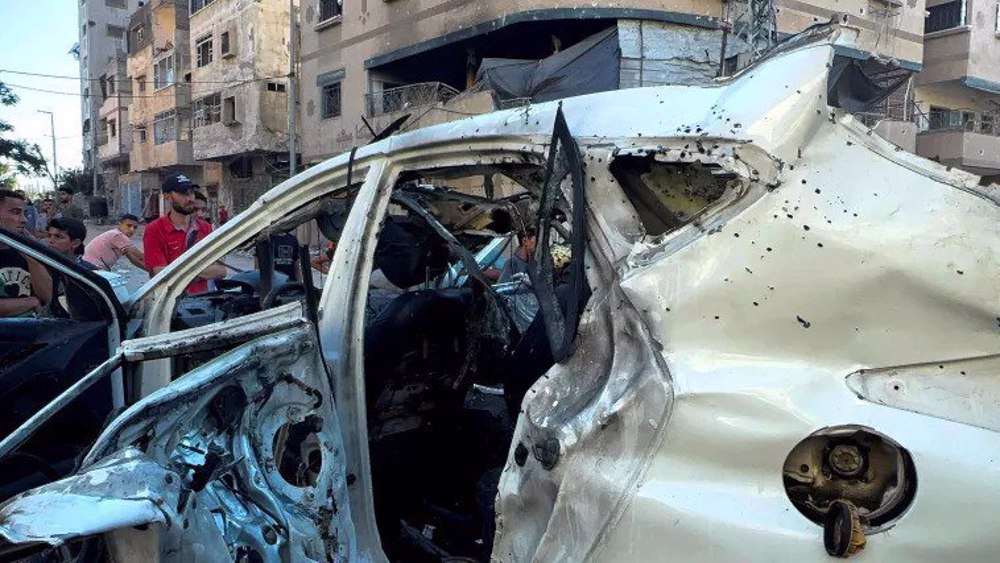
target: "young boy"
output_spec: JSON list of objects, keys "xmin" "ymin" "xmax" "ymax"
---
[
  {"xmin": 83, "ymin": 214, "xmax": 146, "ymax": 271},
  {"xmin": 47, "ymin": 217, "xmax": 87, "ymax": 262}
]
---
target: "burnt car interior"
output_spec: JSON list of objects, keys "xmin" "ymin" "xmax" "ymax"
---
[
  {"xmin": 164, "ymin": 194, "xmax": 358, "ymax": 376},
  {"xmin": 0, "ymin": 232, "xmax": 125, "ymax": 502},
  {"xmin": 363, "ymin": 111, "xmax": 591, "ymax": 561}
]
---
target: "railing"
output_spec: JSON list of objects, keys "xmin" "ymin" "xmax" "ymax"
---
[
  {"xmin": 365, "ymin": 82, "xmax": 460, "ymax": 117},
  {"xmin": 855, "ymin": 97, "xmax": 935, "ymax": 130},
  {"xmin": 925, "ymin": 108, "xmax": 1000, "ymax": 136},
  {"xmin": 925, "ymin": 0, "xmax": 964, "ymax": 34}
]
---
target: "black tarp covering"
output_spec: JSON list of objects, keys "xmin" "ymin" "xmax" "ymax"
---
[
  {"xmin": 476, "ymin": 26, "xmax": 620, "ymax": 103},
  {"xmin": 827, "ymin": 55, "xmax": 911, "ymax": 113}
]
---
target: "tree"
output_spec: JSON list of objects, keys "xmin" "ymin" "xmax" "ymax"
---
[
  {"xmin": 57, "ymin": 166, "xmax": 103, "ymax": 196},
  {"xmin": 0, "ymin": 82, "xmax": 48, "ymax": 185}
]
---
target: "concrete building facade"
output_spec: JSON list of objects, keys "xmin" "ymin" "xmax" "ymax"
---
[
  {"xmin": 296, "ymin": 0, "xmax": 929, "ymax": 165},
  {"xmin": 188, "ymin": 0, "xmax": 295, "ymax": 214},
  {"xmin": 96, "ymin": 53, "xmax": 135, "ymax": 216},
  {"xmin": 122, "ymin": 0, "xmax": 220, "ymax": 219},
  {"xmin": 77, "ymin": 0, "xmax": 142, "ymax": 201},
  {"xmin": 911, "ymin": 0, "xmax": 1000, "ymax": 181}
]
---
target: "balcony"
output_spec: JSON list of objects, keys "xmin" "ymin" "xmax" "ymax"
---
[
  {"xmin": 854, "ymin": 98, "xmax": 923, "ymax": 153},
  {"xmin": 920, "ymin": 0, "xmax": 1000, "ymax": 89},
  {"xmin": 364, "ymin": 82, "xmax": 460, "ymax": 118},
  {"xmin": 916, "ymin": 109, "xmax": 1000, "ymax": 174}
]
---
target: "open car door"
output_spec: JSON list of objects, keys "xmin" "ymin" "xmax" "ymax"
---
[
  {"xmin": 0, "ymin": 303, "xmax": 357, "ymax": 562},
  {"xmin": 0, "ymin": 229, "xmax": 127, "ymax": 502}
]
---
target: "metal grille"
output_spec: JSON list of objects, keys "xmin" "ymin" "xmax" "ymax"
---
[
  {"xmin": 365, "ymin": 82, "xmax": 460, "ymax": 117},
  {"xmin": 731, "ymin": 0, "xmax": 777, "ymax": 61},
  {"xmin": 320, "ymin": 0, "xmax": 341, "ymax": 21},
  {"xmin": 925, "ymin": 0, "xmax": 964, "ymax": 33}
]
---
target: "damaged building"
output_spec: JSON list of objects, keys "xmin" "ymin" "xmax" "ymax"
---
[
  {"xmin": 189, "ymin": 0, "xmax": 296, "ymax": 213},
  {"xmin": 120, "ymin": 0, "xmax": 220, "ymax": 219},
  {"xmin": 78, "ymin": 0, "xmax": 142, "ymax": 210},
  {"xmin": 96, "ymin": 52, "xmax": 135, "ymax": 217},
  {"xmin": 297, "ymin": 0, "xmax": 926, "ymax": 165}
]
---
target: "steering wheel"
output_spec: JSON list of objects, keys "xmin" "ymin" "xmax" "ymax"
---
[{"xmin": 262, "ymin": 282, "xmax": 306, "ymax": 308}]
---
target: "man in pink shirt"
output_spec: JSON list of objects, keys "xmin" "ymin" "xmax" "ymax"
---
[{"xmin": 83, "ymin": 214, "xmax": 147, "ymax": 272}]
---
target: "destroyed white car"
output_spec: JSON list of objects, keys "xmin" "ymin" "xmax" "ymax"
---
[{"xmin": 2, "ymin": 24, "xmax": 999, "ymax": 562}]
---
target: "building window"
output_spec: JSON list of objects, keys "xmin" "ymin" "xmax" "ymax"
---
[
  {"xmin": 220, "ymin": 31, "xmax": 233, "ymax": 57},
  {"xmin": 925, "ymin": 0, "xmax": 965, "ymax": 33},
  {"xmin": 132, "ymin": 24, "xmax": 145, "ymax": 45},
  {"xmin": 266, "ymin": 81, "xmax": 287, "ymax": 92},
  {"xmin": 927, "ymin": 107, "xmax": 981, "ymax": 131},
  {"xmin": 320, "ymin": 0, "xmax": 342, "ymax": 21},
  {"xmin": 980, "ymin": 113, "xmax": 996, "ymax": 135},
  {"xmin": 136, "ymin": 126, "xmax": 148, "ymax": 143},
  {"xmin": 191, "ymin": 0, "xmax": 216, "ymax": 13},
  {"xmin": 223, "ymin": 96, "xmax": 237, "ymax": 125},
  {"xmin": 106, "ymin": 25, "xmax": 125, "ymax": 38},
  {"xmin": 193, "ymin": 93, "xmax": 222, "ymax": 127},
  {"xmin": 106, "ymin": 75, "xmax": 116, "ymax": 96},
  {"xmin": 153, "ymin": 110, "xmax": 176, "ymax": 144},
  {"xmin": 108, "ymin": 119, "xmax": 117, "ymax": 138},
  {"xmin": 136, "ymin": 75, "xmax": 147, "ymax": 92},
  {"xmin": 105, "ymin": 0, "xmax": 126, "ymax": 8},
  {"xmin": 153, "ymin": 54, "xmax": 175, "ymax": 89},
  {"xmin": 321, "ymin": 82, "xmax": 342, "ymax": 119},
  {"xmin": 196, "ymin": 35, "xmax": 213, "ymax": 68}
]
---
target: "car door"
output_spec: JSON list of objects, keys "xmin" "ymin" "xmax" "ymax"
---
[
  {"xmin": 0, "ymin": 159, "xmax": 379, "ymax": 561},
  {"xmin": 0, "ymin": 229, "xmax": 127, "ymax": 502},
  {"xmin": 0, "ymin": 305, "xmax": 358, "ymax": 562}
]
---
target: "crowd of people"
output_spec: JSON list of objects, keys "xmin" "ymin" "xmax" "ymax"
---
[
  {"xmin": 0, "ymin": 173, "xmax": 335, "ymax": 318},
  {"xmin": 0, "ymin": 174, "xmax": 229, "ymax": 317}
]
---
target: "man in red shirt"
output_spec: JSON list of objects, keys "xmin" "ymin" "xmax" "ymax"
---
[{"xmin": 143, "ymin": 174, "xmax": 227, "ymax": 294}]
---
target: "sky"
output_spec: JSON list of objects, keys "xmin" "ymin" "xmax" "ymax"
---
[{"xmin": 0, "ymin": 1, "xmax": 83, "ymax": 194}]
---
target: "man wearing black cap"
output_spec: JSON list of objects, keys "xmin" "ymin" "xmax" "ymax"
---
[{"xmin": 143, "ymin": 174, "xmax": 226, "ymax": 293}]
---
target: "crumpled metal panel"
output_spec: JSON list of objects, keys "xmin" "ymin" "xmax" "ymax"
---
[
  {"xmin": 0, "ymin": 448, "xmax": 181, "ymax": 546},
  {"xmin": 0, "ymin": 327, "xmax": 357, "ymax": 562},
  {"xmin": 493, "ymin": 29, "xmax": 1000, "ymax": 563}
]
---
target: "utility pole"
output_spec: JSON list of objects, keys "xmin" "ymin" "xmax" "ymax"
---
[
  {"xmin": 36, "ymin": 110, "xmax": 58, "ymax": 190},
  {"xmin": 287, "ymin": 0, "xmax": 298, "ymax": 177},
  {"xmin": 91, "ymin": 99, "xmax": 100, "ymax": 197}
]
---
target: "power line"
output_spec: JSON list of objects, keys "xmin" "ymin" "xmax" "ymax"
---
[
  {"xmin": 0, "ymin": 68, "xmax": 291, "ymax": 86},
  {"xmin": 3, "ymin": 74, "xmax": 293, "ymax": 100},
  {"xmin": 4, "ymin": 82, "xmax": 175, "ymax": 99}
]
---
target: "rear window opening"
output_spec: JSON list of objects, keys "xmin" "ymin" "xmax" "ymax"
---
[{"xmin": 610, "ymin": 155, "xmax": 742, "ymax": 236}]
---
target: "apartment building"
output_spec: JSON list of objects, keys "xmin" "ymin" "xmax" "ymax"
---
[
  {"xmin": 911, "ymin": 0, "xmax": 1000, "ymax": 182},
  {"xmin": 188, "ymin": 0, "xmax": 295, "ymax": 213},
  {"xmin": 122, "ymin": 0, "xmax": 220, "ymax": 218},
  {"xmin": 296, "ymin": 0, "xmax": 927, "ymax": 165},
  {"xmin": 78, "ymin": 0, "xmax": 142, "ymax": 202},
  {"xmin": 96, "ymin": 52, "xmax": 135, "ymax": 216}
]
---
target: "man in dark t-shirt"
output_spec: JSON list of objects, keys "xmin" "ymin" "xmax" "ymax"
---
[{"xmin": 0, "ymin": 190, "xmax": 52, "ymax": 317}]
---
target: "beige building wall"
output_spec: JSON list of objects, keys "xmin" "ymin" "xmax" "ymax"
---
[
  {"xmin": 298, "ymin": 0, "xmax": 929, "ymax": 164},
  {"xmin": 189, "ymin": 0, "xmax": 293, "ymax": 161},
  {"xmin": 124, "ymin": 0, "xmax": 218, "ymax": 207},
  {"xmin": 911, "ymin": 0, "xmax": 1000, "ymax": 178},
  {"xmin": 186, "ymin": 0, "xmax": 294, "ymax": 214}
]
